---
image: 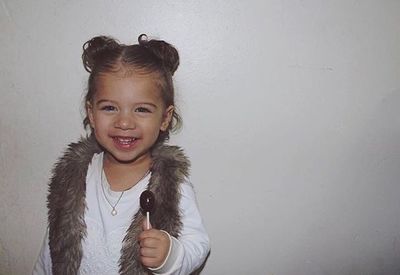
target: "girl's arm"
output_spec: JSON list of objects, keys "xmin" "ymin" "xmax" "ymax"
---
[{"xmin": 150, "ymin": 181, "xmax": 210, "ymax": 275}]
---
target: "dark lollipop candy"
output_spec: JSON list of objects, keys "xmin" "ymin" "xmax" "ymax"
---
[{"xmin": 140, "ymin": 190, "xmax": 155, "ymax": 229}]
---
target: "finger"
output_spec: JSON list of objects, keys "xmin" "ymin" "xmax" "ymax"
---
[
  {"xmin": 140, "ymin": 246, "xmax": 158, "ymax": 258},
  {"xmin": 140, "ymin": 237, "xmax": 159, "ymax": 249},
  {"xmin": 140, "ymin": 255, "xmax": 159, "ymax": 268},
  {"xmin": 140, "ymin": 247, "xmax": 163, "ymax": 269},
  {"xmin": 139, "ymin": 229, "xmax": 166, "ymax": 242},
  {"xmin": 138, "ymin": 229, "xmax": 152, "ymax": 241}
]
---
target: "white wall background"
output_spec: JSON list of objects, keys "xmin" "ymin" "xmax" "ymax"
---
[{"xmin": 1, "ymin": 1, "xmax": 400, "ymax": 274}]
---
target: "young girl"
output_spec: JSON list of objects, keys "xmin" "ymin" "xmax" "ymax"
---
[{"xmin": 33, "ymin": 34, "xmax": 210, "ymax": 275}]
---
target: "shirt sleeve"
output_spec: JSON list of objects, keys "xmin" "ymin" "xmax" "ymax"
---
[
  {"xmin": 32, "ymin": 228, "xmax": 52, "ymax": 275},
  {"xmin": 151, "ymin": 181, "xmax": 210, "ymax": 275}
]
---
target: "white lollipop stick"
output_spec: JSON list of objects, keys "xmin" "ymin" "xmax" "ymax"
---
[{"xmin": 146, "ymin": 212, "xmax": 150, "ymax": 230}]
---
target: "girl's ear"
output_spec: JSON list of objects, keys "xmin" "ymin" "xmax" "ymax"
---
[
  {"xmin": 86, "ymin": 101, "xmax": 95, "ymax": 129},
  {"xmin": 160, "ymin": 105, "xmax": 174, "ymax": 131}
]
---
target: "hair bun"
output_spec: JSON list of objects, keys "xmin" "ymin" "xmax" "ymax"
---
[
  {"xmin": 138, "ymin": 34, "xmax": 180, "ymax": 75},
  {"xmin": 82, "ymin": 36, "xmax": 120, "ymax": 73}
]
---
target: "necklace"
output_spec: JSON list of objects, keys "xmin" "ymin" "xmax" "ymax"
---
[{"xmin": 101, "ymin": 168, "xmax": 150, "ymax": 216}]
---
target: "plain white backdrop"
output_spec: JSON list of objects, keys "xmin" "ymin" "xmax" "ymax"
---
[{"xmin": 1, "ymin": 1, "xmax": 400, "ymax": 274}]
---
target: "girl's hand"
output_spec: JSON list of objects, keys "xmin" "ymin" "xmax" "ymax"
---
[{"xmin": 138, "ymin": 220, "xmax": 170, "ymax": 268}]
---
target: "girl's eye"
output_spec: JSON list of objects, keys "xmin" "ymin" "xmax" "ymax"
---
[
  {"xmin": 101, "ymin": 105, "xmax": 117, "ymax": 112},
  {"xmin": 135, "ymin": 107, "xmax": 151, "ymax": 113}
]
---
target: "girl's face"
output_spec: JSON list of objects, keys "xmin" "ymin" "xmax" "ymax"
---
[{"xmin": 87, "ymin": 70, "xmax": 173, "ymax": 165}]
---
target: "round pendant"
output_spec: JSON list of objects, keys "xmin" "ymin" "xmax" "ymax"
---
[{"xmin": 111, "ymin": 209, "xmax": 117, "ymax": 216}]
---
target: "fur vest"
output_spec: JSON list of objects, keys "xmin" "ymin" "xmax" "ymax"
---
[{"xmin": 47, "ymin": 136, "xmax": 189, "ymax": 274}]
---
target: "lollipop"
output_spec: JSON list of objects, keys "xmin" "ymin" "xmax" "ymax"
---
[{"xmin": 140, "ymin": 190, "xmax": 155, "ymax": 230}]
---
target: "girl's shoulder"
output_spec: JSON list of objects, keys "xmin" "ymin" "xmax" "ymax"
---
[
  {"xmin": 151, "ymin": 144, "xmax": 191, "ymax": 176},
  {"xmin": 152, "ymin": 144, "xmax": 189, "ymax": 163},
  {"xmin": 50, "ymin": 136, "xmax": 101, "ymax": 185},
  {"xmin": 61, "ymin": 136, "xmax": 101, "ymax": 163}
]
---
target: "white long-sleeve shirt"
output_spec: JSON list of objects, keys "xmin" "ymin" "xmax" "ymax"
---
[{"xmin": 33, "ymin": 152, "xmax": 210, "ymax": 275}]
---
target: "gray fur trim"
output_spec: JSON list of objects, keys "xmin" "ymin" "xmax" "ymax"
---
[{"xmin": 47, "ymin": 136, "xmax": 189, "ymax": 274}]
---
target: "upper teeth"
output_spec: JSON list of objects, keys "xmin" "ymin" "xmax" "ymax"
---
[{"xmin": 116, "ymin": 137, "xmax": 136, "ymax": 143}]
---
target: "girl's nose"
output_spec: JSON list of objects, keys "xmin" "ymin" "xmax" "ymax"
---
[{"xmin": 115, "ymin": 113, "xmax": 135, "ymax": 130}]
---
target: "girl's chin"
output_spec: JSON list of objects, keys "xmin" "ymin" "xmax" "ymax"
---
[{"xmin": 104, "ymin": 151, "xmax": 150, "ymax": 165}]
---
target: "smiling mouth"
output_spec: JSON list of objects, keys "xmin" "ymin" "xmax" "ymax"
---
[
  {"xmin": 112, "ymin": 136, "xmax": 138, "ymax": 149},
  {"xmin": 113, "ymin": 136, "xmax": 136, "ymax": 144}
]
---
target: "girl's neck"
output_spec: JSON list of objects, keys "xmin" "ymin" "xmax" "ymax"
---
[{"xmin": 103, "ymin": 153, "xmax": 152, "ymax": 192}]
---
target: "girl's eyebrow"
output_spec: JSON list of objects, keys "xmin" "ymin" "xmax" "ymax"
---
[
  {"xmin": 95, "ymin": 99, "xmax": 158, "ymax": 108},
  {"xmin": 95, "ymin": 99, "xmax": 116, "ymax": 106},
  {"xmin": 137, "ymin": 102, "xmax": 158, "ymax": 108}
]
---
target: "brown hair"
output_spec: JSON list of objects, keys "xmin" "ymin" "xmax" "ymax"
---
[{"xmin": 82, "ymin": 34, "xmax": 182, "ymax": 144}]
